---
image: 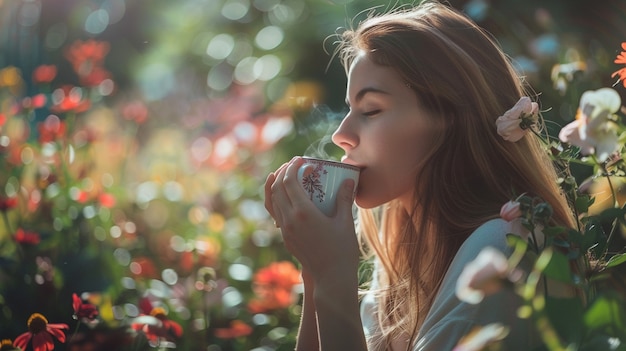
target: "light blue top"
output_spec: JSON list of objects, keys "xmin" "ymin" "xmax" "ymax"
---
[{"xmin": 360, "ymin": 218, "xmax": 540, "ymax": 351}]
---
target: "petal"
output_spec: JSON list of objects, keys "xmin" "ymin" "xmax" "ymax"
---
[
  {"xmin": 47, "ymin": 324, "xmax": 69, "ymax": 343},
  {"xmin": 496, "ymin": 117, "xmax": 525, "ymax": 142},
  {"xmin": 14, "ymin": 332, "xmax": 32, "ymax": 349},
  {"xmin": 165, "ymin": 320, "xmax": 184, "ymax": 338},
  {"xmin": 594, "ymin": 132, "xmax": 619, "ymax": 162},
  {"xmin": 580, "ymin": 88, "xmax": 622, "ymax": 117},
  {"xmin": 72, "ymin": 293, "xmax": 81, "ymax": 313},
  {"xmin": 32, "ymin": 332, "xmax": 54, "ymax": 351}
]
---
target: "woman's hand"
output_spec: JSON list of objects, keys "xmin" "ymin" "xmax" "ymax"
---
[{"xmin": 264, "ymin": 157, "xmax": 360, "ymax": 284}]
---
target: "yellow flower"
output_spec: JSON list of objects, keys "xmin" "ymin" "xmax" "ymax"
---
[{"xmin": 0, "ymin": 66, "xmax": 24, "ymax": 95}]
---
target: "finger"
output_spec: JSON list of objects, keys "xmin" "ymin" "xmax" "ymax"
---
[
  {"xmin": 265, "ymin": 163, "xmax": 290, "ymax": 226},
  {"xmin": 335, "ymin": 178, "xmax": 356, "ymax": 220},
  {"xmin": 264, "ymin": 172, "xmax": 276, "ymax": 217},
  {"xmin": 282, "ymin": 157, "xmax": 316, "ymax": 210},
  {"xmin": 270, "ymin": 163, "xmax": 294, "ymax": 227}
]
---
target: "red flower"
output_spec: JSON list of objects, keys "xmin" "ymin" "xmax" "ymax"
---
[
  {"xmin": 97, "ymin": 193, "xmax": 116, "ymax": 208},
  {"xmin": 64, "ymin": 39, "xmax": 110, "ymax": 86},
  {"xmin": 32, "ymin": 65, "xmax": 57, "ymax": 84},
  {"xmin": 0, "ymin": 113, "xmax": 6, "ymax": 127},
  {"xmin": 22, "ymin": 94, "xmax": 47, "ymax": 109},
  {"xmin": 214, "ymin": 320, "xmax": 253, "ymax": 339},
  {"xmin": 14, "ymin": 313, "xmax": 69, "ymax": 351},
  {"xmin": 50, "ymin": 86, "xmax": 91, "ymax": 114},
  {"xmin": 121, "ymin": 100, "xmax": 149, "ymax": 124},
  {"xmin": 248, "ymin": 261, "xmax": 301, "ymax": 313},
  {"xmin": 0, "ymin": 196, "xmax": 18, "ymax": 211},
  {"xmin": 14, "ymin": 228, "xmax": 41, "ymax": 245},
  {"xmin": 79, "ymin": 66, "xmax": 111, "ymax": 87},
  {"xmin": 72, "ymin": 293, "xmax": 99, "ymax": 321},
  {"xmin": 612, "ymin": 42, "xmax": 626, "ymax": 88},
  {"xmin": 131, "ymin": 307, "xmax": 183, "ymax": 343},
  {"xmin": 38, "ymin": 115, "xmax": 66, "ymax": 143},
  {"xmin": 65, "ymin": 40, "xmax": 109, "ymax": 69}
]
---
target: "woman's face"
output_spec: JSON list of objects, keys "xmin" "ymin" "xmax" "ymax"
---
[{"xmin": 332, "ymin": 52, "xmax": 441, "ymax": 210}]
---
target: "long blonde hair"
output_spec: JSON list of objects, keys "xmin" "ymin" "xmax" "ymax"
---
[{"xmin": 336, "ymin": 1, "xmax": 576, "ymax": 348}]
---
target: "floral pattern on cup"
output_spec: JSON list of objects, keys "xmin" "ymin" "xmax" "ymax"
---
[{"xmin": 301, "ymin": 163, "xmax": 328, "ymax": 203}]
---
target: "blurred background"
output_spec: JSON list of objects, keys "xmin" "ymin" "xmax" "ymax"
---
[{"xmin": 0, "ymin": 0, "xmax": 625, "ymax": 350}]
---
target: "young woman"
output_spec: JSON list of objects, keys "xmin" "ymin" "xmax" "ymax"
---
[{"xmin": 264, "ymin": 1, "xmax": 576, "ymax": 350}]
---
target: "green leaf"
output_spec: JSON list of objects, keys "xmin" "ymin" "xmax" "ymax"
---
[
  {"xmin": 506, "ymin": 233, "xmax": 528, "ymax": 250},
  {"xmin": 575, "ymin": 194, "xmax": 593, "ymax": 213},
  {"xmin": 606, "ymin": 253, "xmax": 626, "ymax": 268},
  {"xmin": 543, "ymin": 225, "xmax": 567, "ymax": 238},
  {"xmin": 535, "ymin": 248, "xmax": 572, "ymax": 283},
  {"xmin": 545, "ymin": 296, "xmax": 585, "ymax": 344},
  {"xmin": 584, "ymin": 295, "xmax": 626, "ymax": 334},
  {"xmin": 599, "ymin": 207, "xmax": 626, "ymax": 222}
]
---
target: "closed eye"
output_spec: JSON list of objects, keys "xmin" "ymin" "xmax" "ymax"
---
[{"xmin": 363, "ymin": 110, "xmax": 381, "ymax": 117}]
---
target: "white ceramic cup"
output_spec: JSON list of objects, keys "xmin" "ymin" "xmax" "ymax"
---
[{"xmin": 297, "ymin": 157, "xmax": 360, "ymax": 216}]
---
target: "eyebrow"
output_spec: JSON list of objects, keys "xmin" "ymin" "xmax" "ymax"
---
[{"xmin": 345, "ymin": 86, "xmax": 391, "ymax": 106}]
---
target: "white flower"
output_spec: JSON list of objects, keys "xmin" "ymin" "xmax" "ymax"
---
[
  {"xmin": 558, "ymin": 88, "xmax": 621, "ymax": 162},
  {"xmin": 453, "ymin": 323, "xmax": 510, "ymax": 351},
  {"xmin": 456, "ymin": 247, "xmax": 510, "ymax": 304}
]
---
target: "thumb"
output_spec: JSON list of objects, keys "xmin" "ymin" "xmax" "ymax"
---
[{"xmin": 335, "ymin": 178, "xmax": 356, "ymax": 218}]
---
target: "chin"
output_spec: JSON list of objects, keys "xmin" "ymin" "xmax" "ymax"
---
[{"xmin": 354, "ymin": 195, "xmax": 382, "ymax": 210}]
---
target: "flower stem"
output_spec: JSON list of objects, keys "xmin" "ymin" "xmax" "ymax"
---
[
  {"xmin": 600, "ymin": 169, "xmax": 620, "ymax": 259},
  {"xmin": 69, "ymin": 320, "xmax": 82, "ymax": 344}
]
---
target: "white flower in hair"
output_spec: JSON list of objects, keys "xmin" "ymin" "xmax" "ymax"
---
[{"xmin": 495, "ymin": 97, "xmax": 539, "ymax": 142}]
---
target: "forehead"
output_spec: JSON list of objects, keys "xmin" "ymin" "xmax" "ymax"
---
[{"xmin": 346, "ymin": 53, "xmax": 405, "ymax": 98}]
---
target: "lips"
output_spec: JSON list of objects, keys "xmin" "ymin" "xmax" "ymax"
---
[{"xmin": 340, "ymin": 155, "xmax": 365, "ymax": 170}]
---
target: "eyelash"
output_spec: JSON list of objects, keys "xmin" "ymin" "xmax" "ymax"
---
[{"xmin": 362, "ymin": 109, "xmax": 381, "ymax": 117}]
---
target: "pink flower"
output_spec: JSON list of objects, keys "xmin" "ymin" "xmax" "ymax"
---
[
  {"xmin": 456, "ymin": 247, "xmax": 510, "ymax": 304},
  {"xmin": 558, "ymin": 88, "xmax": 621, "ymax": 162},
  {"xmin": 499, "ymin": 201, "xmax": 522, "ymax": 221},
  {"xmin": 496, "ymin": 97, "xmax": 539, "ymax": 142}
]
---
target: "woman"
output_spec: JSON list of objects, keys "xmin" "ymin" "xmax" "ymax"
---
[{"xmin": 265, "ymin": 1, "xmax": 576, "ymax": 350}]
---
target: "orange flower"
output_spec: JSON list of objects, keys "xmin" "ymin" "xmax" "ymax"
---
[
  {"xmin": 0, "ymin": 339, "xmax": 20, "ymax": 351},
  {"xmin": 612, "ymin": 42, "xmax": 626, "ymax": 88},
  {"xmin": 248, "ymin": 261, "xmax": 301, "ymax": 313},
  {"xmin": 32, "ymin": 65, "xmax": 57, "ymax": 84},
  {"xmin": 14, "ymin": 313, "xmax": 69, "ymax": 351},
  {"xmin": 214, "ymin": 320, "xmax": 253, "ymax": 339}
]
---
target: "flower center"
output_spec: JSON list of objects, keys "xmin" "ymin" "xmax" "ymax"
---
[
  {"xmin": 150, "ymin": 307, "xmax": 166, "ymax": 319},
  {"xmin": 1, "ymin": 339, "xmax": 15, "ymax": 351},
  {"xmin": 27, "ymin": 313, "xmax": 48, "ymax": 333}
]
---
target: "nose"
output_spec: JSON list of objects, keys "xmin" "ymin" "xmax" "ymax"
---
[{"xmin": 331, "ymin": 112, "xmax": 358, "ymax": 151}]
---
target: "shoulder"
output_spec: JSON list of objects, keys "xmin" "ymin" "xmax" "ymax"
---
[
  {"xmin": 454, "ymin": 218, "xmax": 521, "ymax": 263},
  {"xmin": 414, "ymin": 219, "xmax": 538, "ymax": 350}
]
